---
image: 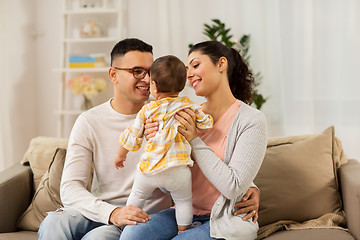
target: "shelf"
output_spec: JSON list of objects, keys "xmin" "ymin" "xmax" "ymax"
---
[
  {"xmin": 54, "ymin": 110, "xmax": 84, "ymax": 115},
  {"xmin": 64, "ymin": 9, "xmax": 118, "ymax": 15},
  {"xmin": 54, "ymin": 67, "xmax": 109, "ymax": 73},
  {"xmin": 56, "ymin": 0, "xmax": 123, "ymax": 137},
  {"xmin": 63, "ymin": 37, "xmax": 118, "ymax": 43}
]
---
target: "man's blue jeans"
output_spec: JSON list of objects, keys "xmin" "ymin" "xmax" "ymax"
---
[
  {"xmin": 120, "ymin": 208, "xmax": 223, "ymax": 240},
  {"xmin": 38, "ymin": 207, "xmax": 121, "ymax": 240}
]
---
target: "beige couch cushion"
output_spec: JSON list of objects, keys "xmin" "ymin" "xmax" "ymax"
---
[
  {"xmin": 264, "ymin": 228, "xmax": 354, "ymax": 240},
  {"xmin": 0, "ymin": 231, "xmax": 38, "ymax": 240},
  {"xmin": 17, "ymin": 148, "xmax": 66, "ymax": 231},
  {"xmin": 22, "ymin": 136, "xmax": 68, "ymax": 190},
  {"xmin": 254, "ymin": 126, "xmax": 346, "ymax": 228}
]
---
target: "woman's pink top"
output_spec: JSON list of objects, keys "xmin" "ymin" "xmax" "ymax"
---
[{"xmin": 192, "ymin": 100, "xmax": 241, "ymax": 215}]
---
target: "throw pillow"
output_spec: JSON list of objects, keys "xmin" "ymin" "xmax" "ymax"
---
[
  {"xmin": 254, "ymin": 126, "xmax": 346, "ymax": 227},
  {"xmin": 22, "ymin": 136, "xmax": 68, "ymax": 190},
  {"xmin": 17, "ymin": 148, "xmax": 66, "ymax": 231}
]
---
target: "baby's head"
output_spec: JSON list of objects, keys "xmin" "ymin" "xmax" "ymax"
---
[{"xmin": 149, "ymin": 55, "xmax": 186, "ymax": 96}]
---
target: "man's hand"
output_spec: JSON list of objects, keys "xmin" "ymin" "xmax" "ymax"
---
[
  {"xmin": 233, "ymin": 187, "xmax": 260, "ymax": 223},
  {"xmin": 109, "ymin": 206, "xmax": 150, "ymax": 227}
]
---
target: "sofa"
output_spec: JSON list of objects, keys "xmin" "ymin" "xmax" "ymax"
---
[{"xmin": 0, "ymin": 126, "xmax": 359, "ymax": 240}]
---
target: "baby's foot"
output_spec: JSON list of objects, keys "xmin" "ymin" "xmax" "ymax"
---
[{"xmin": 178, "ymin": 225, "xmax": 191, "ymax": 234}]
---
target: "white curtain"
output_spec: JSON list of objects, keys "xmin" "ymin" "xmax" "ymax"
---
[
  {"xmin": 126, "ymin": 0, "xmax": 360, "ymax": 160},
  {"xmin": 0, "ymin": 1, "xmax": 13, "ymax": 171},
  {"xmin": 0, "ymin": 0, "xmax": 37, "ymax": 171},
  {"xmin": 260, "ymin": 0, "xmax": 360, "ymax": 159}
]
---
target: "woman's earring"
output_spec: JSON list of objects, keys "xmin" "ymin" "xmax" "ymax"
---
[{"xmin": 219, "ymin": 68, "xmax": 222, "ymax": 73}]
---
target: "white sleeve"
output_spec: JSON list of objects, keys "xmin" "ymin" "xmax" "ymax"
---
[{"xmin": 60, "ymin": 115, "xmax": 116, "ymax": 224}]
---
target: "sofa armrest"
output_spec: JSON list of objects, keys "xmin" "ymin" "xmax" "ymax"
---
[
  {"xmin": 0, "ymin": 163, "xmax": 33, "ymax": 233},
  {"xmin": 339, "ymin": 159, "xmax": 360, "ymax": 240}
]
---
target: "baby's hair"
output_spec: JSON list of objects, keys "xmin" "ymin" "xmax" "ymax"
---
[{"xmin": 150, "ymin": 55, "xmax": 186, "ymax": 93}]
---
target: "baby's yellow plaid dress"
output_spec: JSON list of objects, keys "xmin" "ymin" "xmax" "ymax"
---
[{"xmin": 119, "ymin": 96, "xmax": 213, "ymax": 174}]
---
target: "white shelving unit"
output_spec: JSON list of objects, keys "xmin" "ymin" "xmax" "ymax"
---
[{"xmin": 55, "ymin": 0, "xmax": 125, "ymax": 137}]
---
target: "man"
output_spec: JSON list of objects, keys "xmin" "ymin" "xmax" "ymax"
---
[
  {"xmin": 38, "ymin": 38, "xmax": 171, "ymax": 240},
  {"xmin": 38, "ymin": 38, "xmax": 259, "ymax": 239}
]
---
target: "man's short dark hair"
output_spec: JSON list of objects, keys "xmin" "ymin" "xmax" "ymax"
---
[
  {"xmin": 150, "ymin": 55, "xmax": 187, "ymax": 93},
  {"xmin": 110, "ymin": 38, "xmax": 153, "ymax": 66}
]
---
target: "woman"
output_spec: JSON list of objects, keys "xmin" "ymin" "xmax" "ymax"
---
[{"xmin": 120, "ymin": 41, "xmax": 267, "ymax": 240}]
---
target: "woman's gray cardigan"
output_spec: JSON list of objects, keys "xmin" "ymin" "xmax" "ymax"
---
[{"xmin": 190, "ymin": 102, "xmax": 268, "ymax": 240}]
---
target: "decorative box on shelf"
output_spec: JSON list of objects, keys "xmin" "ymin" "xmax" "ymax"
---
[{"xmin": 78, "ymin": 0, "xmax": 106, "ymax": 9}]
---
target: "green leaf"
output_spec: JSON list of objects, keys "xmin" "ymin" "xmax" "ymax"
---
[
  {"xmin": 223, "ymin": 29, "xmax": 231, "ymax": 36},
  {"xmin": 252, "ymin": 92, "xmax": 267, "ymax": 110},
  {"xmin": 204, "ymin": 24, "xmax": 211, "ymax": 30},
  {"xmin": 213, "ymin": 19, "xmax": 221, "ymax": 25}
]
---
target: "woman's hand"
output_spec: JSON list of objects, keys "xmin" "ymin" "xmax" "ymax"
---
[
  {"xmin": 175, "ymin": 108, "xmax": 198, "ymax": 142},
  {"xmin": 233, "ymin": 187, "xmax": 260, "ymax": 223},
  {"xmin": 144, "ymin": 118, "xmax": 158, "ymax": 141}
]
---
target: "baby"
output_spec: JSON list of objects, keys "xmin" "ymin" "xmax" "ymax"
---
[{"xmin": 114, "ymin": 55, "xmax": 213, "ymax": 233}]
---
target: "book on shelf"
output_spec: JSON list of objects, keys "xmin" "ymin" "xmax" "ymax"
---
[
  {"xmin": 69, "ymin": 62, "xmax": 96, "ymax": 68},
  {"xmin": 69, "ymin": 56, "xmax": 96, "ymax": 62},
  {"xmin": 69, "ymin": 54, "xmax": 106, "ymax": 68}
]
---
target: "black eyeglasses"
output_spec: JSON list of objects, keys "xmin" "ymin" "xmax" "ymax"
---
[{"xmin": 113, "ymin": 67, "xmax": 150, "ymax": 80}]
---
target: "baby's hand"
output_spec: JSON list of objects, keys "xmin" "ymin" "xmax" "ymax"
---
[
  {"xmin": 115, "ymin": 146, "xmax": 129, "ymax": 169},
  {"xmin": 114, "ymin": 155, "xmax": 126, "ymax": 169}
]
